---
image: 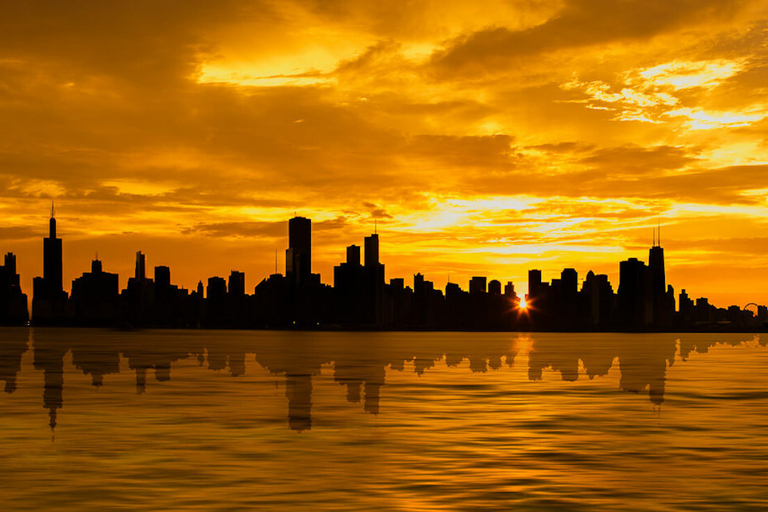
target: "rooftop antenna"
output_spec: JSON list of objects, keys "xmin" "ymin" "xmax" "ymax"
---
[
  {"xmin": 51, "ymin": 200, "xmax": 55, "ymax": 218},
  {"xmin": 658, "ymin": 220, "xmax": 661, "ymax": 246},
  {"xmin": 375, "ymin": 218, "xmax": 377, "ymax": 235},
  {"xmin": 653, "ymin": 226, "xmax": 656, "ymax": 247}
]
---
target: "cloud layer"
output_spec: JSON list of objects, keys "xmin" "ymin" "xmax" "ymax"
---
[{"xmin": 2, "ymin": 0, "xmax": 768, "ymax": 307}]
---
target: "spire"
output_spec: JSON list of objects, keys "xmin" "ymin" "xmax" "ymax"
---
[
  {"xmin": 48, "ymin": 203, "xmax": 57, "ymax": 239},
  {"xmin": 375, "ymin": 219, "xmax": 377, "ymax": 235},
  {"xmin": 658, "ymin": 220, "xmax": 661, "ymax": 246}
]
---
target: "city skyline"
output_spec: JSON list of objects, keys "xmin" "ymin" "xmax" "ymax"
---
[
  {"xmin": 1, "ymin": 2, "xmax": 768, "ymax": 310},
  {"xmin": 3, "ymin": 207, "xmax": 766, "ymax": 313},
  {"xmin": 3, "ymin": 210, "xmax": 764, "ymax": 331}
]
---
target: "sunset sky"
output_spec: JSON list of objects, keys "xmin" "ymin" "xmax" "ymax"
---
[{"xmin": 2, "ymin": 0, "xmax": 768, "ymax": 308}]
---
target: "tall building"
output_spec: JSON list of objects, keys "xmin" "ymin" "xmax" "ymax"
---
[
  {"xmin": 33, "ymin": 206, "xmax": 69, "ymax": 324},
  {"xmin": 528, "ymin": 269, "xmax": 542, "ymax": 300},
  {"xmin": 286, "ymin": 216, "xmax": 311, "ymax": 285},
  {"xmin": 648, "ymin": 227, "xmax": 673, "ymax": 327},
  {"xmin": 154, "ymin": 266, "xmax": 171, "ymax": 289},
  {"xmin": 346, "ymin": 245, "xmax": 360, "ymax": 266},
  {"xmin": 469, "ymin": 276, "xmax": 487, "ymax": 295},
  {"xmin": 207, "ymin": 276, "xmax": 227, "ymax": 300},
  {"xmin": 228, "ymin": 271, "xmax": 245, "ymax": 296},
  {"xmin": 0, "ymin": 252, "xmax": 29, "ymax": 325},
  {"xmin": 618, "ymin": 257, "xmax": 651, "ymax": 328},
  {"xmin": 364, "ymin": 234, "xmax": 379, "ymax": 268},
  {"xmin": 70, "ymin": 258, "xmax": 119, "ymax": 325},
  {"xmin": 135, "ymin": 251, "xmax": 146, "ymax": 281},
  {"xmin": 37, "ymin": 205, "xmax": 63, "ymax": 298}
]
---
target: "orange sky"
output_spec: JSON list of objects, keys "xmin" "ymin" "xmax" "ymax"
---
[{"xmin": 2, "ymin": 1, "xmax": 768, "ymax": 308}]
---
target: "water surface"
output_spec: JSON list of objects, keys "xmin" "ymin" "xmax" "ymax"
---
[{"xmin": 0, "ymin": 328, "xmax": 766, "ymax": 511}]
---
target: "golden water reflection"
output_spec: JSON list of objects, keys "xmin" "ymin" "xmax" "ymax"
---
[{"xmin": 0, "ymin": 329, "xmax": 762, "ymax": 432}]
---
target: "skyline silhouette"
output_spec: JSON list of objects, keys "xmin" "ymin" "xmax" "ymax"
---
[{"xmin": 2, "ymin": 211, "xmax": 766, "ymax": 331}]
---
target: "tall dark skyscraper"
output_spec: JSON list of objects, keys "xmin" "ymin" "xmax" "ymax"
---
[
  {"xmin": 649, "ymin": 227, "xmax": 673, "ymax": 327},
  {"xmin": 135, "ymin": 251, "xmax": 146, "ymax": 281},
  {"xmin": 346, "ymin": 245, "xmax": 361, "ymax": 266},
  {"xmin": 286, "ymin": 216, "xmax": 311, "ymax": 285},
  {"xmin": 528, "ymin": 269, "xmax": 542, "ymax": 300},
  {"xmin": 43, "ymin": 204, "xmax": 63, "ymax": 295},
  {"xmin": 364, "ymin": 234, "xmax": 379, "ymax": 268},
  {"xmin": 649, "ymin": 232, "xmax": 665, "ymax": 301},
  {"xmin": 0, "ymin": 252, "xmax": 29, "ymax": 325},
  {"xmin": 32, "ymin": 205, "xmax": 69, "ymax": 324}
]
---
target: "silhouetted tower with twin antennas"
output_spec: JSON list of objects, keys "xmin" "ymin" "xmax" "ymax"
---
[{"xmin": 649, "ymin": 224, "xmax": 674, "ymax": 327}]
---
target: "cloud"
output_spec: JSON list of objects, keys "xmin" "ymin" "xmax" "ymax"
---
[{"xmin": 430, "ymin": 0, "xmax": 751, "ymax": 77}]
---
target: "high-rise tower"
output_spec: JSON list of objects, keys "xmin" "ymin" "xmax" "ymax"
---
[
  {"xmin": 43, "ymin": 203, "xmax": 63, "ymax": 295},
  {"xmin": 648, "ymin": 225, "xmax": 673, "ymax": 327},
  {"xmin": 33, "ymin": 204, "xmax": 68, "ymax": 324},
  {"xmin": 364, "ymin": 234, "xmax": 379, "ymax": 268},
  {"xmin": 286, "ymin": 216, "xmax": 311, "ymax": 285}
]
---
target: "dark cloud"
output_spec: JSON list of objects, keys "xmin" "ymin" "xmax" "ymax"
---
[
  {"xmin": 430, "ymin": 0, "xmax": 750, "ymax": 77},
  {"xmin": 0, "ymin": 226, "xmax": 40, "ymax": 240},
  {"xmin": 182, "ymin": 220, "xmax": 285, "ymax": 238},
  {"xmin": 580, "ymin": 145, "xmax": 701, "ymax": 175}
]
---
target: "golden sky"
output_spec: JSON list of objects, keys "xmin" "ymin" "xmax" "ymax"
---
[{"xmin": 2, "ymin": 0, "xmax": 768, "ymax": 308}]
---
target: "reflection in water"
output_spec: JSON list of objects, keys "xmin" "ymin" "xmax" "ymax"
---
[
  {"xmin": 528, "ymin": 335, "xmax": 678, "ymax": 405},
  {"xmin": 0, "ymin": 329, "xmax": 764, "ymax": 432},
  {"xmin": 0, "ymin": 328, "xmax": 27, "ymax": 393}
]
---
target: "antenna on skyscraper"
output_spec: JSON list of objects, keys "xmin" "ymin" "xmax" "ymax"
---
[
  {"xmin": 375, "ymin": 219, "xmax": 377, "ymax": 234},
  {"xmin": 658, "ymin": 220, "xmax": 661, "ymax": 246},
  {"xmin": 51, "ymin": 200, "xmax": 55, "ymax": 218}
]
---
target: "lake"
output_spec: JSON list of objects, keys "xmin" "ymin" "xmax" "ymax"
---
[{"xmin": 0, "ymin": 328, "xmax": 766, "ymax": 511}]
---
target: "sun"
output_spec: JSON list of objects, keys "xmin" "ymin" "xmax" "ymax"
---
[{"xmin": 519, "ymin": 296, "xmax": 527, "ymax": 309}]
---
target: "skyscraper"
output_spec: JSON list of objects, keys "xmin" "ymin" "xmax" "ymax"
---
[
  {"xmin": 648, "ymin": 227, "xmax": 672, "ymax": 327},
  {"xmin": 43, "ymin": 204, "xmax": 63, "ymax": 295},
  {"xmin": 364, "ymin": 234, "xmax": 379, "ymax": 268},
  {"xmin": 528, "ymin": 269, "xmax": 542, "ymax": 300},
  {"xmin": 135, "ymin": 251, "xmax": 146, "ymax": 281},
  {"xmin": 32, "ymin": 205, "xmax": 69, "ymax": 324},
  {"xmin": 286, "ymin": 216, "xmax": 311, "ymax": 285},
  {"xmin": 0, "ymin": 252, "xmax": 29, "ymax": 325}
]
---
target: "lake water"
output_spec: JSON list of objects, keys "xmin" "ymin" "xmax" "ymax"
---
[{"xmin": 0, "ymin": 328, "xmax": 766, "ymax": 511}]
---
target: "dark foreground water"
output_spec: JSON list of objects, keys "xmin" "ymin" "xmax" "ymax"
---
[{"xmin": 0, "ymin": 328, "xmax": 766, "ymax": 511}]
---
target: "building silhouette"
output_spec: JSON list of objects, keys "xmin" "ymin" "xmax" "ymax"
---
[
  {"xmin": 0, "ymin": 252, "xmax": 29, "ymax": 325},
  {"xmin": 32, "ymin": 206, "xmax": 70, "ymax": 324},
  {"xmin": 70, "ymin": 258, "xmax": 119, "ymax": 326},
  {"xmin": 286, "ymin": 216, "xmax": 311, "ymax": 286}
]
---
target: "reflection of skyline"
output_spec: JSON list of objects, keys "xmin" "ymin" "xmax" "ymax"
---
[{"xmin": 2, "ymin": 329, "xmax": 764, "ymax": 433}]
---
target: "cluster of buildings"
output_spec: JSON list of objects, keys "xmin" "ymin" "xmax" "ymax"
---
[{"xmin": 1, "ymin": 210, "xmax": 766, "ymax": 331}]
